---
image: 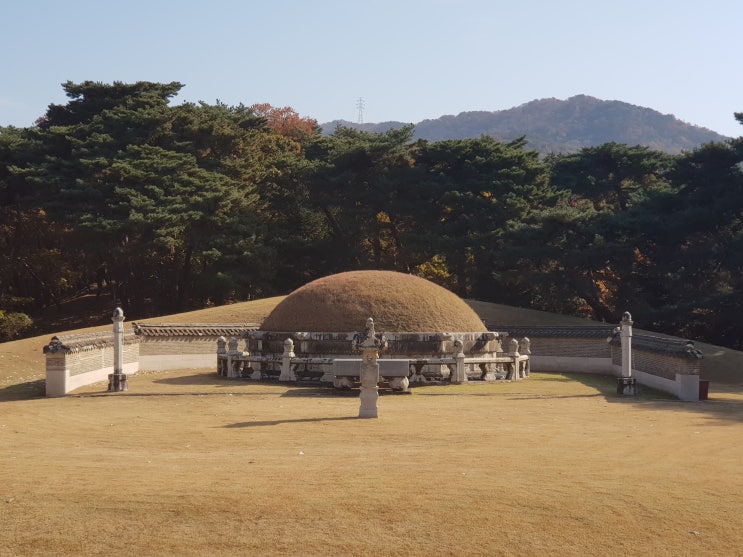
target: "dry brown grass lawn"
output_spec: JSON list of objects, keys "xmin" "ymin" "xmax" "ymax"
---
[{"xmin": 2, "ymin": 297, "xmax": 743, "ymax": 556}]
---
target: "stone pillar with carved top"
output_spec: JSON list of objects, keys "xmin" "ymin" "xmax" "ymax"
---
[
  {"xmin": 107, "ymin": 307, "xmax": 128, "ymax": 392},
  {"xmin": 508, "ymin": 337, "xmax": 521, "ymax": 381},
  {"xmin": 617, "ymin": 311, "xmax": 638, "ymax": 395},
  {"xmin": 521, "ymin": 337, "xmax": 531, "ymax": 377},
  {"xmin": 216, "ymin": 336, "xmax": 227, "ymax": 376},
  {"xmin": 280, "ymin": 338, "xmax": 296, "ymax": 382},
  {"xmin": 356, "ymin": 318, "xmax": 386, "ymax": 419},
  {"xmin": 450, "ymin": 339, "xmax": 467, "ymax": 384},
  {"xmin": 226, "ymin": 337, "xmax": 242, "ymax": 378}
]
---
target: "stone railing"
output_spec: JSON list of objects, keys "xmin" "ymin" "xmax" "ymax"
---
[
  {"xmin": 216, "ymin": 332, "xmax": 531, "ymax": 389},
  {"xmin": 43, "ymin": 330, "xmax": 140, "ymax": 397}
]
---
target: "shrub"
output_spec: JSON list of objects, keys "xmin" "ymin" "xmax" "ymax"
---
[{"xmin": 0, "ymin": 310, "xmax": 34, "ymax": 342}]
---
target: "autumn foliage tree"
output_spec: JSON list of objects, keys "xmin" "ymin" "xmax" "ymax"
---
[{"xmin": 250, "ymin": 103, "xmax": 318, "ymax": 142}]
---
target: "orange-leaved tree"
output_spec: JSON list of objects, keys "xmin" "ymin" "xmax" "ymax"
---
[{"xmin": 250, "ymin": 103, "xmax": 318, "ymax": 143}]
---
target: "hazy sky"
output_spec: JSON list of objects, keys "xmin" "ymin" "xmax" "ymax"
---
[{"xmin": 2, "ymin": 0, "xmax": 742, "ymax": 136}]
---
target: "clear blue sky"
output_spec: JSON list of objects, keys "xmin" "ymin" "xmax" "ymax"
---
[{"xmin": 2, "ymin": 0, "xmax": 742, "ymax": 136}]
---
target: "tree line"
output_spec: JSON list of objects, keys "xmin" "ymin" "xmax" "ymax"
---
[{"xmin": 1, "ymin": 81, "xmax": 742, "ymax": 348}]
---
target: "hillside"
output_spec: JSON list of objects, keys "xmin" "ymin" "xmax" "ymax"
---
[{"xmin": 320, "ymin": 95, "xmax": 729, "ymax": 155}]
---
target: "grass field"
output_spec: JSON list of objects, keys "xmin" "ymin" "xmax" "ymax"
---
[{"xmin": 1, "ymin": 299, "xmax": 742, "ymax": 556}]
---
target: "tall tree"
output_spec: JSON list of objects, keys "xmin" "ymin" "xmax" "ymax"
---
[
  {"xmin": 658, "ymin": 137, "xmax": 743, "ymax": 346},
  {"xmin": 304, "ymin": 125, "xmax": 416, "ymax": 271},
  {"xmin": 548, "ymin": 142, "xmax": 673, "ymax": 212},
  {"xmin": 11, "ymin": 82, "xmax": 279, "ymax": 314},
  {"xmin": 0, "ymin": 125, "xmax": 82, "ymax": 316},
  {"xmin": 539, "ymin": 143, "xmax": 676, "ymax": 321},
  {"xmin": 408, "ymin": 136, "xmax": 556, "ymax": 299}
]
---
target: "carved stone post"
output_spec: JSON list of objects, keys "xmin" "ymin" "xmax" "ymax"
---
[
  {"xmin": 450, "ymin": 339, "xmax": 467, "ymax": 384},
  {"xmin": 280, "ymin": 338, "xmax": 296, "ymax": 382},
  {"xmin": 521, "ymin": 337, "xmax": 531, "ymax": 377},
  {"xmin": 509, "ymin": 338, "xmax": 521, "ymax": 380},
  {"xmin": 356, "ymin": 318, "xmax": 386, "ymax": 419},
  {"xmin": 241, "ymin": 332, "xmax": 260, "ymax": 380},
  {"xmin": 620, "ymin": 312, "xmax": 633, "ymax": 377},
  {"xmin": 217, "ymin": 336, "xmax": 227, "ymax": 376},
  {"xmin": 227, "ymin": 337, "xmax": 241, "ymax": 378},
  {"xmin": 107, "ymin": 307, "xmax": 128, "ymax": 392},
  {"xmin": 617, "ymin": 311, "xmax": 638, "ymax": 395}
]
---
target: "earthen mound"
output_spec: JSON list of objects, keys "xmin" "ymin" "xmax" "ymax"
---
[{"xmin": 260, "ymin": 270, "xmax": 487, "ymax": 332}]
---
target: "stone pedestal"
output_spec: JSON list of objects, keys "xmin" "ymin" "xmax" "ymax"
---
[
  {"xmin": 617, "ymin": 376, "xmax": 638, "ymax": 395},
  {"xmin": 358, "ymin": 357, "xmax": 379, "ymax": 418},
  {"xmin": 108, "ymin": 373, "xmax": 128, "ymax": 392}
]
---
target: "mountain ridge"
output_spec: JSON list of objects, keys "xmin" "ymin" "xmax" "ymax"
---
[{"xmin": 320, "ymin": 95, "xmax": 729, "ymax": 155}]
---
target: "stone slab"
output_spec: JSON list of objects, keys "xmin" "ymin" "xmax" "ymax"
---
[{"xmin": 333, "ymin": 359, "xmax": 409, "ymax": 377}]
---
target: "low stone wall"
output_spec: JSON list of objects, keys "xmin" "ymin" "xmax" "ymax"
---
[
  {"xmin": 508, "ymin": 326, "xmax": 616, "ymax": 374},
  {"xmin": 43, "ymin": 321, "xmax": 703, "ymax": 401},
  {"xmin": 43, "ymin": 331, "xmax": 140, "ymax": 397},
  {"xmin": 504, "ymin": 326, "xmax": 703, "ymax": 401},
  {"xmin": 610, "ymin": 334, "xmax": 703, "ymax": 401},
  {"xmin": 133, "ymin": 323, "xmax": 259, "ymax": 370}
]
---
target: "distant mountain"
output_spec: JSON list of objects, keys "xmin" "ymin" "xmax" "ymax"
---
[{"xmin": 320, "ymin": 95, "xmax": 729, "ymax": 155}]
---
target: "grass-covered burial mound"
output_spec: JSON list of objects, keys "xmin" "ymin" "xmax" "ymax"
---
[{"xmin": 260, "ymin": 270, "xmax": 487, "ymax": 333}]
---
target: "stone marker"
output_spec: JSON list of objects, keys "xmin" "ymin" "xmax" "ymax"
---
[
  {"xmin": 356, "ymin": 318, "xmax": 387, "ymax": 419},
  {"xmin": 107, "ymin": 307, "xmax": 128, "ymax": 392},
  {"xmin": 616, "ymin": 311, "xmax": 638, "ymax": 395}
]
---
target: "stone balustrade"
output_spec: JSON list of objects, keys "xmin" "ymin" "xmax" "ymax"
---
[{"xmin": 215, "ymin": 332, "xmax": 531, "ymax": 390}]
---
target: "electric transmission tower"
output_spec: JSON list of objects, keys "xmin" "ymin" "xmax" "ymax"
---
[{"xmin": 356, "ymin": 97, "xmax": 365, "ymax": 124}]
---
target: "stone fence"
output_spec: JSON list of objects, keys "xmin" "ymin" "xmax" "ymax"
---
[
  {"xmin": 132, "ymin": 323, "xmax": 259, "ymax": 371},
  {"xmin": 43, "ymin": 321, "xmax": 703, "ymax": 400},
  {"xmin": 43, "ymin": 331, "xmax": 140, "ymax": 397},
  {"xmin": 503, "ymin": 325, "xmax": 704, "ymax": 401}
]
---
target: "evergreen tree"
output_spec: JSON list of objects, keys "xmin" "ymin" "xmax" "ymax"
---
[
  {"xmin": 409, "ymin": 136, "xmax": 556, "ymax": 299},
  {"xmin": 11, "ymin": 82, "xmax": 280, "ymax": 314}
]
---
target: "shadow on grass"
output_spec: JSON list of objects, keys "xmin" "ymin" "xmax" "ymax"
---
[
  {"xmin": 6, "ymin": 370, "xmax": 742, "ymax": 425},
  {"xmin": 74, "ymin": 391, "xmax": 276, "ymax": 398},
  {"xmin": 153, "ymin": 372, "xmax": 227, "ymax": 386},
  {"xmin": 282, "ymin": 387, "xmax": 356, "ymax": 398},
  {"xmin": 224, "ymin": 416, "xmax": 359, "ymax": 428},
  {"xmin": 567, "ymin": 373, "xmax": 743, "ymax": 424},
  {"xmin": 414, "ymin": 388, "xmax": 605, "ymax": 400},
  {"xmin": 0, "ymin": 379, "xmax": 46, "ymax": 402}
]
